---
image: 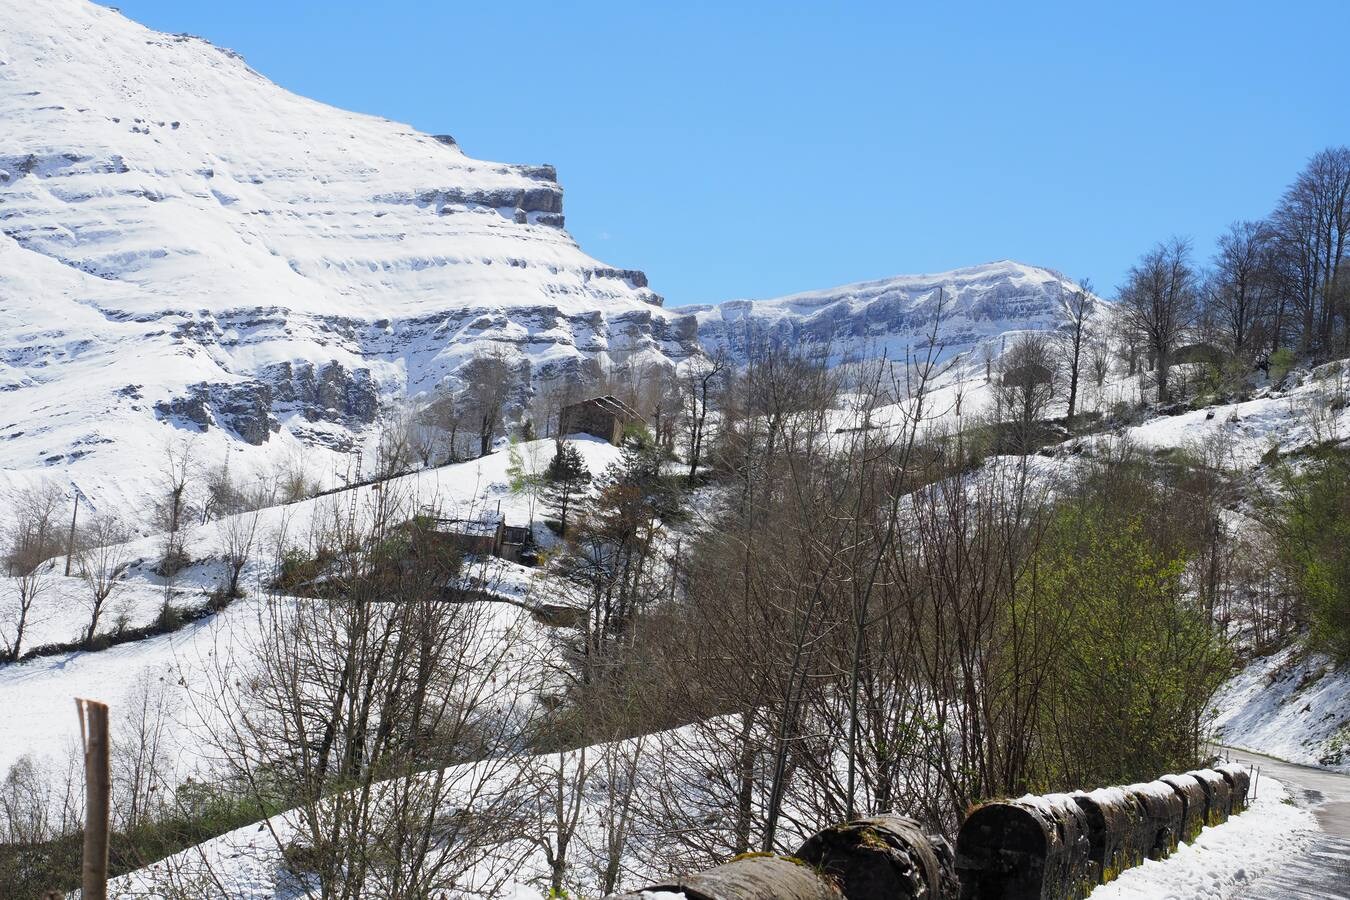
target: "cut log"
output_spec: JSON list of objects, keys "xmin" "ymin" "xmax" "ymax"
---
[
  {"xmin": 1122, "ymin": 781, "xmax": 1185, "ymax": 859},
  {"xmin": 1071, "ymin": 787, "xmax": 1147, "ymax": 884},
  {"xmin": 608, "ymin": 853, "xmax": 844, "ymax": 900},
  {"xmin": 1159, "ymin": 774, "xmax": 1208, "ymax": 844},
  {"xmin": 795, "ymin": 814, "xmax": 959, "ymax": 899},
  {"xmin": 955, "ymin": 793, "xmax": 1094, "ymax": 899},
  {"xmin": 1185, "ymin": 769, "xmax": 1233, "ymax": 825},
  {"xmin": 1214, "ymin": 762, "xmax": 1252, "ymax": 812}
]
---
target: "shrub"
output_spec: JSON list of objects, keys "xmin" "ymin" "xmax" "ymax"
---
[
  {"xmin": 1272, "ymin": 452, "xmax": 1350, "ymax": 660},
  {"xmin": 1022, "ymin": 500, "xmax": 1231, "ymax": 788},
  {"xmin": 1269, "ymin": 347, "xmax": 1297, "ymax": 384},
  {"xmin": 274, "ymin": 546, "xmax": 328, "ymax": 591}
]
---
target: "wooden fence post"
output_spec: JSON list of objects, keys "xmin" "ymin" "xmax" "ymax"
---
[{"xmin": 76, "ymin": 698, "xmax": 111, "ymax": 900}]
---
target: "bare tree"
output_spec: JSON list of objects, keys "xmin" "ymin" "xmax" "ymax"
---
[
  {"xmin": 375, "ymin": 402, "xmax": 420, "ymax": 479},
  {"xmin": 681, "ymin": 350, "xmax": 730, "ymax": 485},
  {"xmin": 155, "ymin": 438, "xmax": 199, "ymax": 574},
  {"xmin": 1269, "ymin": 147, "xmax": 1350, "ymax": 353},
  {"xmin": 585, "ymin": 738, "xmax": 645, "ymax": 895},
  {"xmin": 1088, "ymin": 336, "xmax": 1113, "ymax": 410},
  {"xmin": 1, "ymin": 562, "xmax": 50, "ymax": 662},
  {"xmin": 2, "ymin": 482, "xmax": 66, "ymax": 660},
  {"xmin": 1208, "ymin": 220, "xmax": 1275, "ymax": 358},
  {"xmin": 76, "ymin": 513, "xmax": 131, "ymax": 645},
  {"xmin": 1056, "ymin": 280, "xmax": 1094, "ymax": 421},
  {"xmin": 3, "ymin": 481, "xmax": 67, "ymax": 575},
  {"xmin": 112, "ymin": 669, "xmax": 177, "ymax": 832},
  {"xmin": 525, "ymin": 747, "xmax": 591, "ymax": 895},
  {"xmin": 204, "ymin": 456, "xmax": 249, "ymax": 520},
  {"xmin": 215, "ymin": 509, "xmax": 260, "ymax": 604},
  {"xmin": 461, "ymin": 350, "xmax": 517, "ymax": 457},
  {"xmin": 1118, "ymin": 237, "xmax": 1200, "ymax": 403},
  {"xmin": 998, "ymin": 332, "xmax": 1057, "ymax": 448}
]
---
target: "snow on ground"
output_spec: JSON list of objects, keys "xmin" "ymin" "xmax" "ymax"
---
[
  {"xmin": 107, "ymin": 727, "xmax": 691, "ymax": 899},
  {"xmin": 1213, "ymin": 646, "xmax": 1350, "ymax": 773},
  {"xmin": 0, "ymin": 594, "xmax": 245, "ymax": 777},
  {"xmin": 1107, "ymin": 360, "xmax": 1350, "ymax": 467},
  {"xmin": 0, "ymin": 437, "xmax": 621, "ymax": 778},
  {"xmin": 0, "ymin": 573, "xmax": 182, "ymax": 651},
  {"xmin": 1088, "ymin": 776, "xmax": 1317, "ymax": 900}
]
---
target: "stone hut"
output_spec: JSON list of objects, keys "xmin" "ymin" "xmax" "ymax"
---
[{"xmin": 559, "ymin": 395, "xmax": 643, "ymax": 445}]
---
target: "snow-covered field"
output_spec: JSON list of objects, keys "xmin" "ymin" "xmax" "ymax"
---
[{"xmin": 0, "ymin": 575, "xmax": 184, "ymax": 652}]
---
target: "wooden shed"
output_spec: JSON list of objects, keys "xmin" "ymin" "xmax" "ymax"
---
[
  {"xmin": 422, "ymin": 512, "xmax": 505, "ymax": 558},
  {"xmin": 560, "ymin": 395, "xmax": 643, "ymax": 445}
]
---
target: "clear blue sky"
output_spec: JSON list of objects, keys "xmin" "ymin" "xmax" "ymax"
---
[{"xmin": 103, "ymin": 1, "xmax": 1348, "ymax": 306}]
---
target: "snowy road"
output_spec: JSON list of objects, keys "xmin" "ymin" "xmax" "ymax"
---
[{"xmin": 1226, "ymin": 747, "xmax": 1350, "ymax": 899}]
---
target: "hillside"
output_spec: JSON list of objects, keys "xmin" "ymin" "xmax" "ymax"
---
[{"xmin": 10, "ymin": 4, "xmax": 1350, "ymax": 898}]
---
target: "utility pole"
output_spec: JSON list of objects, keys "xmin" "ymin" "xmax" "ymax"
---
[
  {"xmin": 76, "ymin": 698, "xmax": 111, "ymax": 900},
  {"xmin": 64, "ymin": 492, "xmax": 80, "ymax": 577}
]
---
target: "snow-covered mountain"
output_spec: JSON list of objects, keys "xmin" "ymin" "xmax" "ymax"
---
[
  {"xmin": 0, "ymin": 0, "xmax": 1092, "ymax": 519},
  {"xmin": 690, "ymin": 260, "xmax": 1093, "ymax": 368},
  {"xmin": 0, "ymin": 0, "xmax": 696, "ymax": 513}
]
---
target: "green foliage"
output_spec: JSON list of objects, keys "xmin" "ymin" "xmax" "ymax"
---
[
  {"xmin": 1272, "ymin": 453, "xmax": 1350, "ymax": 660},
  {"xmin": 545, "ymin": 443, "xmax": 591, "ymax": 486},
  {"xmin": 620, "ymin": 419, "xmax": 654, "ymax": 448},
  {"xmin": 275, "ymin": 546, "xmax": 325, "ymax": 590},
  {"xmin": 542, "ymin": 443, "xmax": 592, "ymax": 536},
  {"xmin": 1022, "ymin": 501, "xmax": 1231, "ymax": 788},
  {"xmin": 506, "ymin": 440, "xmax": 541, "ymax": 495},
  {"xmin": 155, "ymin": 601, "xmax": 183, "ymax": 632},
  {"xmin": 1269, "ymin": 346, "xmax": 1297, "ymax": 383},
  {"xmin": 111, "ymin": 780, "xmax": 281, "ymax": 876}
]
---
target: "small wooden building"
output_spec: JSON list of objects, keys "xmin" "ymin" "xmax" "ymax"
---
[
  {"xmin": 415, "ymin": 511, "xmax": 537, "ymax": 565},
  {"xmin": 423, "ymin": 512, "xmax": 505, "ymax": 557},
  {"xmin": 559, "ymin": 395, "xmax": 643, "ymax": 445}
]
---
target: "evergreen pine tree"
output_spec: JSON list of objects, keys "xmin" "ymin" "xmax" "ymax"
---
[{"xmin": 542, "ymin": 442, "xmax": 591, "ymax": 536}]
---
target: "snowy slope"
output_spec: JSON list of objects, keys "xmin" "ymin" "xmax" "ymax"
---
[
  {"xmin": 0, "ymin": 435, "xmax": 623, "ymax": 776},
  {"xmin": 1213, "ymin": 647, "xmax": 1350, "ymax": 773}
]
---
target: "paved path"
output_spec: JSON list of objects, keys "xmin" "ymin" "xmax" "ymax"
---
[{"xmin": 1225, "ymin": 747, "xmax": 1350, "ymax": 899}]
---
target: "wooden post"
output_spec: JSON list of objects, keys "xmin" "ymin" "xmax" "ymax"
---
[
  {"xmin": 76, "ymin": 698, "xmax": 111, "ymax": 900},
  {"xmin": 64, "ymin": 492, "xmax": 80, "ymax": 577}
]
